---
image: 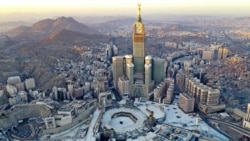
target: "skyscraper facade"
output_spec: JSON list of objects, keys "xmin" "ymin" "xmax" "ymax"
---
[
  {"xmin": 112, "ymin": 4, "xmax": 165, "ymax": 99},
  {"xmin": 133, "ymin": 4, "xmax": 145, "ymax": 74}
]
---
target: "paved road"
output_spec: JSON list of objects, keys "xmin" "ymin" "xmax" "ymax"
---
[{"xmin": 207, "ymin": 118, "xmax": 250, "ymax": 138}]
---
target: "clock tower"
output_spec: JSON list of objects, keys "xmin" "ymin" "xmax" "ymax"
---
[{"xmin": 133, "ymin": 3, "xmax": 145, "ymax": 74}]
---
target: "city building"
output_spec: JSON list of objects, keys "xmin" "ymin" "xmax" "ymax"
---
[
  {"xmin": 44, "ymin": 117, "xmax": 57, "ymax": 129},
  {"xmin": 42, "ymin": 99, "xmax": 97, "ymax": 134},
  {"xmin": 15, "ymin": 82, "xmax": 25, "ymax": 91},
  {"xmin": 152, "ymin": 58, "xmax": 165, "ymax": 84},
  {"xmin": 9, "ymin": 95, "xmax": 21, "ymax": 106},
  {"xmin": 7, "ymin": 76, "xmax": 21, "ymax": 85},
  {"xmin": 98, "ymin": 91, "xmax": 112, "ymax": 108},
  {"xmin": 178, "ymin": 93, "xmax": 195, "ymax": 113},
  {"xmin": 202, "ymin": 49, "xmax": 214, "ymax": 60},
  {"xmin": 0, "ymin": 89, "xmax": 4, "ymax": 96},
  {"xmin": 243, "ymin": 103, "xmax": 250, "ymax": 129},
  {"xmin": 24, "ymin": 78, "xmax": 36, "ymax": 90},
  {"xmin": 218, "ymin": 47, "xmax": 229, "ymax": 60},
  {"xmin": 112, "ymin": 56, "xmax": 124, "ymax": 90},
  {"xmin": 176, "ymin": 69, "xmax": 188, "ymax": 92},
  {"xmin": 185, "ymin": 75, "xmax": 225, "ymax": 114},
  {"xmin": 106, "ymin": 39, "xmax": 118, "ymax": 61},
  {"xmin": 74, "ymin": 87, "xmax": 84, "ymax": 98},
  {"xmin": 112, "ymin": 4, "xmax": 165, "ymax": 99},
  {"xmin": 6, "ymin": 84, "xmax": 17, "ymax": 97},
  {"xmin": 117, "ymin": 76, "xmax": 129, "ymax": 96},
  {"xmin": 176, "ymin": 70, "xmax": 225, "ymax": 114},
  {"xmin": 153, "ymin": 78, "xmax": 174, "ymax": 104}
]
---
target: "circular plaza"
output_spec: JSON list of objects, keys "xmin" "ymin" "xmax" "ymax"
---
[{"xmin": 102, "ymin": 108, "xmax": 147, "ymax": 134}]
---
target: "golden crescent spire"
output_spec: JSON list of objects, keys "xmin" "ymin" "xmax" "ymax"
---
[{"xmin": 137, "ymin": 3, "xmax": 142, "ymax": 22}]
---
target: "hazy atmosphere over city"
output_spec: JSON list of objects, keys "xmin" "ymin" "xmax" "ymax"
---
[
  {"xmin": 1, "ymin": 0, "xmax": 250, "ymax": 22},
  {"xmin": 1, "ymin": 0, "xmax": 250, "ymax": 141}
]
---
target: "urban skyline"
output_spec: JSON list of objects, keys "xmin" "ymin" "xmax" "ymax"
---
[{"xmin": 0, "ymin": 2, "xmax": 250, "ymax": 140}]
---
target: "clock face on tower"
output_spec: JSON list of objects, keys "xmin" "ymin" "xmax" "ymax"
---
[
  {"xmin": 136, "ymin": 27, "xmax": 142, "ymax": 33},
  {"xmin": 136, "ymin": 23, "xmax": 143, "ymax": 34}
]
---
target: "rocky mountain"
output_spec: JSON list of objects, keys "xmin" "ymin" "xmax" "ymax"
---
[
  {"xmin": 5, "ymin": 16, "xmax": 98, "ymax": 41},
  {"xmin": 0, "ymin": 34, "xmax": 16, "ymax": 48},
  {"xmin": 39, "ymin": 29, "xmax": 108, "ymax": 46}
]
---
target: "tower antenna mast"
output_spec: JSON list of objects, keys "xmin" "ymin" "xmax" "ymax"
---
[{"xmin": 137, "ymin": 3, "xmax": 142, "ymax": 22}]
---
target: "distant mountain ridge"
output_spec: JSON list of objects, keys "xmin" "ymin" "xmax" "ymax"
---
[
  {"xmin": 39, "ymin": 29, "xmax": 108, "ymax": 46},
  {"xmin": 0, "ymin": 21, "xmax": 30, "ymax": 27},
  {"xmin": 5, "ymin": 16, "xmax": 98, "ymax": 41},
  {"xmin": 0, "ymin": 34, "xmax": 16, "ymax": 48}
]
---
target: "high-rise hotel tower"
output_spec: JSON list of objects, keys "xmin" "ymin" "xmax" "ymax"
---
[
  {"xmin": 112, "ymin": 4, "xmax": 165, "ymax": 99},
  {"xmin": 133, "ymin": 3, "xmax": 145, "ymax": 73}
]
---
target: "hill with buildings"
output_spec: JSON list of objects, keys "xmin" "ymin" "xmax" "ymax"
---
[
  {"xmin": 1, "ymin": 28, "xmax": 109, "ymax": 90},
  {"xmin": 5, "ymin": 16, "xmax": 98, "ymax": 41}
]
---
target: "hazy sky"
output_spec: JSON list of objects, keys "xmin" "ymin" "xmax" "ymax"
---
[{"xmin": 0, "ymin": 0, "xmax": 250, "ymax": 20}]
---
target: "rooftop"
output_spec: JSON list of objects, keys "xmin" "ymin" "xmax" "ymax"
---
[
  {"xmin": 138, "ymin": 104, "xmax": 165, "ymax": 120},
  {"xmin": 180, "ymin": 93, "xmax": 193, "ymax": 99},
  {"xmin": 58, "ymin": 105, "xmax": 74, "ymax": 112},
  {"xmin": 119, "ymin": 76, "xmax": 129, "ymax": 81},
  {"xmin": 163, "ymin": 102, "xmax": 228, "ymax": 140}
]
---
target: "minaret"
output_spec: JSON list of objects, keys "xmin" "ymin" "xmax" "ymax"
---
[{"xmin": 133, "ymin": 3, "xmax": 145, "ymax": 74}]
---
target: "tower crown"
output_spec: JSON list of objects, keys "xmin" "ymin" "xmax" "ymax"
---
[{"xmin": 137, "ymin": 3, "xmax": 142, "ymax": 22}]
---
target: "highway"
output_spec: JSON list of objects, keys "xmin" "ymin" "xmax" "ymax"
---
[{"xmin": 207, "ymin": 118, "xmax": 250, "ymax": 138}]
